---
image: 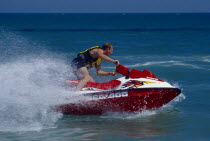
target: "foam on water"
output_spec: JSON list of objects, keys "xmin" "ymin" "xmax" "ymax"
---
[
  {"xmin": 101, "ymin": 93, "xmax": 185, "ymax": 120},
  {"xmin": 0, "ymin": 56, "xmax": 83, "ymax": 132}
]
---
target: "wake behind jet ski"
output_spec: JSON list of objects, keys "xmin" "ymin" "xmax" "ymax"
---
[{"xmin": 55, "ymin": 65, "xmax": 181, "ymax": 115}]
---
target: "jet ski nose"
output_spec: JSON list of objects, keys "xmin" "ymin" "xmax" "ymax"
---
[{"xmin": 176, "ymin": 88, "xmax": 182, "ymax": 95}]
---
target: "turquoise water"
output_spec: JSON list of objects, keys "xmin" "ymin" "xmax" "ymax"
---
[{"xmin": 0, "ymin": 13, "xmax": 210, "ymax": 141}]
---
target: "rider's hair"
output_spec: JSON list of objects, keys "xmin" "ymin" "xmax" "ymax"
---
[{"xmin": 101, "ymin": 43, "xmax": 113, "ymax": 50}]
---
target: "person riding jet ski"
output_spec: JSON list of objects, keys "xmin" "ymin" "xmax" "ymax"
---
[{"xmin": 71, "ymin": 43, "xmax": 120, "ymax": 91}]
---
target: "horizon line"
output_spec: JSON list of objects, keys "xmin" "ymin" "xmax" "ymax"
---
[{"xmin": 0, "ymin": 12, "xmax": 210, "ymax": 14}]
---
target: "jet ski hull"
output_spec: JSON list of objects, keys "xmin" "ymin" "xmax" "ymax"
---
[{"xmin": 55, "ymin": 87, "xmax": 181, "ymax": 115}]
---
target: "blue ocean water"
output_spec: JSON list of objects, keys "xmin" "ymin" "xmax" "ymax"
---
[{"xmin": 0, "ymin": 13, "xmax": 210, "ymax": 141}]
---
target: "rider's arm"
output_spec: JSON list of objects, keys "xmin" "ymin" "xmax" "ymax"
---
[
  {"xmin": 95, "ymin": 64, "xmax": 115, "ymax": 76},
  {"xmin": 97, "ymin": 49, "xmax": 119, "ymax": 65}
]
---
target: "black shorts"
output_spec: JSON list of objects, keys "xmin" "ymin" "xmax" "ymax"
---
[{"xmin": 71, "ymin": 54, "xmax": 89, "ymax": 72}]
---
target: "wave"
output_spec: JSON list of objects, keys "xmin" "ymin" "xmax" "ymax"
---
[
  {"xmin": 104, "ymin": 60, "xmax": 210, "ymax": 71},
  {"xmin": 203, "ymin": 56, "xmax": 210, "ymax": 63},
  {"xmin": 131, "ymin": 61, "xmax": 180, "ymax": 67},
  {"xmin": 204, "ymin": 59, "xmax": 210, "ymax": 62},
  {"xmin": 124, "ymin": 60, "xmax": 210, "ymax": 71},
  {"xmin": 3, "ymin": 27, "xmax": 210, "ymax": 32}
]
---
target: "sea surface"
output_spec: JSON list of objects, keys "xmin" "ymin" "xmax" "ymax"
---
[{"xmin": 0, "ymin": 13, "xmax": 210, "ymax": 141}]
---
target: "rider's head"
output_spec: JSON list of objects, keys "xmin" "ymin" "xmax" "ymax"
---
[{"xmin": 102, "ymin": 43, "xmax": 114, "ymax": 56}]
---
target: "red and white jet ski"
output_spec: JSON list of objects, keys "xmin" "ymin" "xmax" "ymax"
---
[{"xmin": 55, "ymin": 65, "xmax": 181, "ymax": 115}]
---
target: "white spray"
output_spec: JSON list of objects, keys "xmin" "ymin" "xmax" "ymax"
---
[{"xmin": 0, "ymin": 55, "xmax": 84, "ymax": 132}]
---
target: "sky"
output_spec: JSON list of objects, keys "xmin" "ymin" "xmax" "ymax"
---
[{"xmin": 0, "ymin": 0, "xmax": 210, "ymax": 13}]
